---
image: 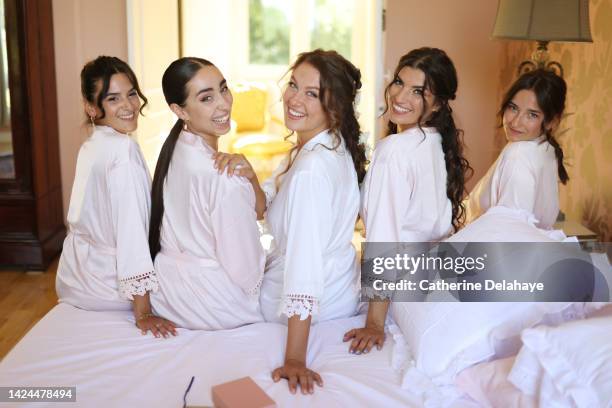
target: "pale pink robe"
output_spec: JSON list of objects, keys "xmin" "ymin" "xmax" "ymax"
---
[
  {"xmin": 360, "ymin": 126, "xmax": 453, "ymax": 243},
  {"xmin": 150, "ymin": 131, "xmax": 265, "ymax": 330},
  {"xmin": 56, "ymin": 125, "xmax": 158, "ymax": 311},
  {"xmin": 466, "ymin": 136, "xmax": 559, "ymax": 229}
]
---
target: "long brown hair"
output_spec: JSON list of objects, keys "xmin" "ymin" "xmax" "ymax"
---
[
  {"xmin": 383, "ymin": 47, "xmax": 472, "ymax": 231},
  {"xmin": 499, "ymin": 69, "xmax": 569, "ymax": 184},
  {"xmin": 149, "ymin": 57, "xmax": 214, "ymax": 260}
]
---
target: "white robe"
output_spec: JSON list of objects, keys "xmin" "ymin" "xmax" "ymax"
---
[
  {"xmin": 260, "ymin": 130, "xmax": 360, "ymax": 323},
  {"xmin": 56, "ymin": 125, "xmax": 157, "ymax": 311},
  {"xmin": 361, "ymin": 127, "xmax": 453, "ymax": 243},
  {"xmin": 150, "ymin": 131, "xmax": 265, "ymax": 330},
  {"xmin": 466, "ymin": 135, "xmax": 559, "ymax": 229}
]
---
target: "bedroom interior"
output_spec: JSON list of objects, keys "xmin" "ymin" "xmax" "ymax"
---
[{"xmin": 0, "ymin": 0, "xmax": 610, "ymax": 406}]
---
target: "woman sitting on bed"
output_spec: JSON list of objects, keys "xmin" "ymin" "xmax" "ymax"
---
[
  {"xmin": 56, "ymin": 56, "xmax": 176, "ymax": 338},
  {"xmin": 343, "ymin": 47, "xmax": 471, "ymax": 354},
  {"xmin": 215, "ymin": 49, "xmax": 366, "ymax": 394},
  {"xmin": 147, "ymin": 57, "xmax": 265, "ymax": 331},
  {"xmin": 465, "ymin": 69, "xmax": 568, "ymax": 230}
]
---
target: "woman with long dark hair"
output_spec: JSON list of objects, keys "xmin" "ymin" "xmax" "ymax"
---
[
  {"xmin": 465, "ymin": 69, "xmax": 568, "ymax": 229},
  {"xmin": 343, "ymin": 47, "xmax": 472, "ymax": 353},
  {"xmin": 148, "ymin": 57, "xmax": 265, "ymax": 330},
  {"xmin": 215, "ymin": 49, "xmax": 366, "ymax": 394},
  {"xmin": 56, "ymin": 56, "xmax": 176, "ymax": 338}
]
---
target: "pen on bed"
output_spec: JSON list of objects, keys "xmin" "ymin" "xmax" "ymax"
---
[{"xmin": 183, "ymin": 376, "xmax": 195, "ymax": 408}]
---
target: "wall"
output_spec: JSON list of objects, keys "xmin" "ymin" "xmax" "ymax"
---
[
  {"xmin": 497, "ymin": 0, "xmax": 612, "ymax": 241},
  {"xmin": 52, "ymin": 0, "xmax": 128, "ymax": 218},
  {"xmin": 384, "ymin": 0, "xmax": 503, "ymax": 190}
]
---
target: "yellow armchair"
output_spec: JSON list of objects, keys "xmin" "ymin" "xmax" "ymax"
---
[{"xmin": 224, "ymin": 82, "xmax": 292, "ymax": 181}]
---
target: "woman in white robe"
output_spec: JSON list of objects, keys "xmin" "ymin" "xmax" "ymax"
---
[
  {"xmin": 148, "ymin": 57, "xmax": 265, "ymax": 330},
  {"xmin": 215, "ymin": 50, "xmax": 367, "ymax": 394},
  {"xmin": 343, "ymin": 48, "xmax": 472, "ymax": 353},
  {"xmin": 466, "ymin": 69, "xmax": 569, "ymax": 230},
  {"xmin": 57, "ymin": 56, "xmax": 175, "ymax": 338}
]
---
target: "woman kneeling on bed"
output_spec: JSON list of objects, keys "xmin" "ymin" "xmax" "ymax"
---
[
  {"xmin": 215, "ymin": 49, "xmax": 366, "ymax": 394},
  {"xmin": 147, "ymin": 57, "xmax": 265, "ymax": 331},
  {"xmin": 56, "ymin": 56, "xmax": 176, "ymax": 338}
]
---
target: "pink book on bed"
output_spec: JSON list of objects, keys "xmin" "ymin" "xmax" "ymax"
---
[{"xmin": 211, "ymin": 377, "xmax": 276, "ymax": 408}]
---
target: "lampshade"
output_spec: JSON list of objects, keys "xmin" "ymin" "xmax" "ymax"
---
[{"xmin": 492, "ymin": 0, "xmax": 592, "ymax": 42}]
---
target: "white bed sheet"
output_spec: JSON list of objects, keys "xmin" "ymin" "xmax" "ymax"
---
[{"xmin": 0, "ymin": 304, "xmax": 477, "ymax": 408}]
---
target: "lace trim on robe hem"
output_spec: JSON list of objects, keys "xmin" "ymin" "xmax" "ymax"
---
[
  {"xmin": 118, "ymin": 271, "xmax": 160, "ymax": 300},
  {"xmin": 245, "ymin": 274, "xmax": 264, "ymax": 296},
  {"xmin": 279, "ymin": 294, "xmax": 320, "ymax": 320}
]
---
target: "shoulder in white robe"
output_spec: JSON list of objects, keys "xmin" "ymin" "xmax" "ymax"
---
[
  {"xmin": 56, "ymin": 125, "xmax": 157, "ymax": 311},
  {"xmin": 465, "ymin": 136, "xmax": 559, "ymax": 229},
  {"xmin": 361, "ymin": 126, "xmax": 453, "ymax": 243}
]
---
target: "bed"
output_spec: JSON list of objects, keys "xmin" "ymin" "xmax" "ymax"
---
[{"xmin": 0, "ymin": 303, "xmax": 478, "ymax": 408}]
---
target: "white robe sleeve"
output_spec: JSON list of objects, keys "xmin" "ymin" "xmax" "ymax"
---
[
  {"xmin": 280, "ymin": 170, "xmax": 333, "ymax": 320},
  {"xmin": 362, "ymin": 155, "xmax": 415, "ymax": 242},
  {"xmin": 210, "ymin": 178, "xmax": 265, "ymax": 295},
  {"xmin": 109, "ymin": 160, "xmax": 158, "ymax": 300},
  {"xmin": 496, "ymin": 146, "xmax": 538, "ymax": 217}
]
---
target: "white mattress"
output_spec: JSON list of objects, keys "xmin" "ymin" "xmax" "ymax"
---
[{"xmin": 0, "ymin": 304, "xmax": 477, "ymax": 407}]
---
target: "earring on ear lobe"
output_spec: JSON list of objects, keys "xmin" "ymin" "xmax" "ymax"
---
[
  {"xmin": 89, "ymin": 116, "xmax": 95, "ymax": 126},
  {"xmin": 182, "ymin": 120, "xmax": 188, "ymax": 131}
]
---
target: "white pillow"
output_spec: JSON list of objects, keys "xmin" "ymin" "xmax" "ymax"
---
[
  {"xmin": 511, "ymin": 315, "xmax": 612, "ymax": 407},
  {"xmin": 391, "ymin": 302, "xmax": 585, "ymax": 386},
  {"xmin": 456, "ymin": 356, "xmax": 572, "ymax": 408},
  {"xmin": 456, "ymin": 357, "xmax": 534, "ymax": 407}
]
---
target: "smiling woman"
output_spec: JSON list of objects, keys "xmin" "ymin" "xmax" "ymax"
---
[
  {"xmin": 56, "ymin": 56, "xmax": 176, "ymax": 338},
  {"xmin": 147, "ymin": 57, "xmax": 265, "ymax": 331},
  {"xmin": 465, "ymin": 69, "xmax": 568, "ymax": 230}
]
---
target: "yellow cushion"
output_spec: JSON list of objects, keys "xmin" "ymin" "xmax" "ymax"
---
[
  {"xmin": 232, "ymin": 134, "xmax": 293, "ymax": 156},
  {"xmin": 231, "ymin": 83, "xmax": 267, "ymax": 132}
]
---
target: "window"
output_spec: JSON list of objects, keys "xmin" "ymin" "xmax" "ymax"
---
[
  {"xmin": 247, "ymin": 0, "xmax": 355, "ymax": 66},
  {"xmin": 248, "ymin": 0, "xmax": 290, "ymax": 65}
]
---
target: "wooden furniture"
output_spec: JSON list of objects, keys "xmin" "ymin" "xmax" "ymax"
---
[{"xmin": 0, "ymin": 0, "xmax": 65, "ymax": 270}]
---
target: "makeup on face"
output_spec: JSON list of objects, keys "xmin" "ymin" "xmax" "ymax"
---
[
  {"xmin": 388, "ymin": 66, "xmax": 437, "ymax": 132},
  {"xmin": 282, "ymin": 62, "xmax": 330, "ymax": 145},
  {"xmin": 180, "ymin": 66, "xmax": 233, "ymax": 149},
  {"xmin": 92, "ymin": 73, "xmax": 141, "ymax": 134},
  {"xmin": 503, "ymin": 89, "xmax": 546, "ymax": 142}
]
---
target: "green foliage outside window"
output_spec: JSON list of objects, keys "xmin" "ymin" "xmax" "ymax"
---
[{"xmin": 249, "ymin": 0, "xmax": 290, "ymax": 65}]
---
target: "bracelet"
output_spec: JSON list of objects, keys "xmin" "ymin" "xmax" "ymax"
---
[{"xmin": 136, "ymin": 312, "xmax": 155, "ymax": 322}]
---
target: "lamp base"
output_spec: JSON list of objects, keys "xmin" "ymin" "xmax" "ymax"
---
[{"xmin": 518, "ymin": 41, "xmax": 564, "ymax": 77}]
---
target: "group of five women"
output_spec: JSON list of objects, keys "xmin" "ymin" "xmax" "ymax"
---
[{"xmin": 55, "ymin": 47, "xmax": 569, "ymax": 394}]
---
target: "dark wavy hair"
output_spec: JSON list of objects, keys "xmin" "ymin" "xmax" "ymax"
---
[
  {"xmin": 80, "ymin": 56, "xmax": 148, "ymax": 121},
  {"xmin": 383, "ymin": 47, "xmax": 472, "ymax": 231},
  {"xmin": 149, "ymin": 57, "xmax": 214, "ymax": 259},
  {"xmin": 499, "ymin": 69, "xmax": 568, "ymax": 184},
  {"xmin": 278, "ymin": 49, "xmax": 367, "ymax": 184}
]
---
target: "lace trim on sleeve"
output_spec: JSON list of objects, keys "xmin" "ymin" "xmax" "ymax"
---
[
  {"xmin": 118, "ymin": 271, "xmax": 160, "ymax": 300},
  {"xmin": 280, "ymin": 294, "xmax": 320, "ymax": 320},
  {"xmin": 263, "ymin": 186, "xmax": 276, "ymax": 209},
  {"xmin": 245, "ymin": 274, "xmax": 264, "ymax": 297}
]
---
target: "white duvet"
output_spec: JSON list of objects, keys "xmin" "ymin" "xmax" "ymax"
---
[{"xmin": 0, "ymin": 304, "xmax": 477, "ymax": 408}]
